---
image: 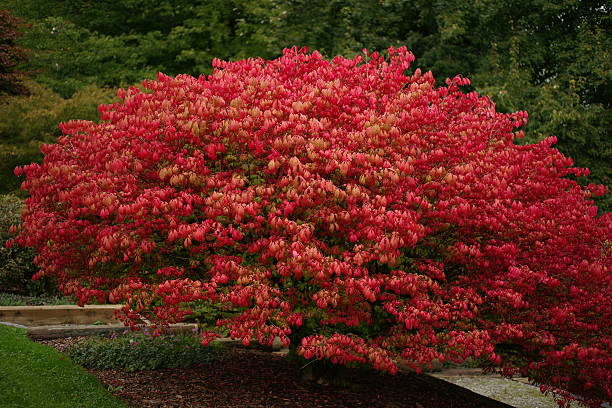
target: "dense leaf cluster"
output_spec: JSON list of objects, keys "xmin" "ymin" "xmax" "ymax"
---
[{"xmin": 12, "ymin": 49, "xmax": 611, "ymax": 406}]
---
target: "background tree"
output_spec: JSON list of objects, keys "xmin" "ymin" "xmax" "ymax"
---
[
  {"xmin": 0, "ymin": 0, "xmax": 280, "ymax": 96},
  {"xmin": 0, "ymin": 9, "xmax": 28, "ymax": 99}
]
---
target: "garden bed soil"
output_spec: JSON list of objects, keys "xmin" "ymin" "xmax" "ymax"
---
[{"xmin": 41, "ymin": 337, "xmax": 514, "ymax": 408}]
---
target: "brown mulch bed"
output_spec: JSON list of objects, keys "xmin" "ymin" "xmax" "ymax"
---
[{"xmin": 41, "ymin": 337, "xmax": 514, "ymax": 408}]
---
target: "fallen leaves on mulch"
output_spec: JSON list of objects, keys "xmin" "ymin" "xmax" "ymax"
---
[{"xmin": 42, "ymin": 337, "xmax": 514, "ymax": 408}]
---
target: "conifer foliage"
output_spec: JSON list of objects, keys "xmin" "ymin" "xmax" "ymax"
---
[{"xmin": 12, "ymin": 48, "xmax": 611, "ymax": 406}]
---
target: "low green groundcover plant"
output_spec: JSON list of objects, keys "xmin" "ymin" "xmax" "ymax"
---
[
  {"xmin": 0, "ymin": 324, "xmax": 126, "ymax": 408},
  {"xmin": 67, "ymin": 331, "xmax": 224, "ymax": 372},
  {"xmin": 0, "ymin": 292, "xmax": 74, "ymax": 306}
]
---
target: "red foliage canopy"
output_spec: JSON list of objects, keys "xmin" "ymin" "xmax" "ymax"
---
[{"xmin": 12, "ymin": 47, "xmax": 611, "ymax": 406}]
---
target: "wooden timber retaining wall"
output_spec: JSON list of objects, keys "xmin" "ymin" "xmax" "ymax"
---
[{"xmin": 0, "ymin": 304, "xmax": 123, "ymax": 326}]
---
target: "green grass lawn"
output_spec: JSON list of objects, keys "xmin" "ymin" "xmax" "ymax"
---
[{"xmin": 0, "ymin": 324, "xmax": 126, "ymax": 408}]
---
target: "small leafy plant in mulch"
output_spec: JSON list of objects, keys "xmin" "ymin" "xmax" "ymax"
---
[{"xmin": 67, "ymin": 330, "xmax": 224, "ymax": 372}]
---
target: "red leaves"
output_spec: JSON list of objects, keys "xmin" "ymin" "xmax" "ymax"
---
[
  {"xmin": 12, "ymin": 47, "xmax": 611, "ymax": 405},
  {"xmin": 299, "ymin": 334, "xmax": 398, "ymax": 374}
]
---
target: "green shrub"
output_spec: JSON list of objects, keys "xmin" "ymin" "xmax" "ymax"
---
[
  {"xmin": 67, "ymin": 332, "xmax": 223, "ymax": 372},
  {"xmin": 0, "ymin": 194, "xmax": 42, "ymax": 294}
]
